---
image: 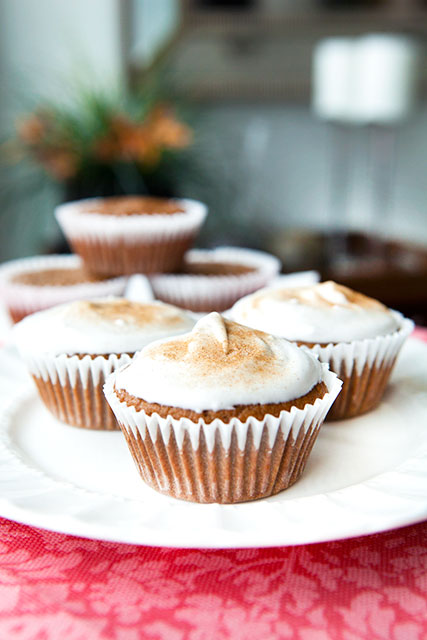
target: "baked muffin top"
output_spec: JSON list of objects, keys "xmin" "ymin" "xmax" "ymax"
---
[
  {"xmin": 231, "ymin": 280, "xmax": 400, "ymax": 344},
  {"xmin": 180, "ymin": 261, "xmax": 255, "ymax": 276},
  {"xmin": 76, "ymin": 196, "xmax": 185, "ymax": 217},
  {"xmin": 113, "ymin": 312, "xmax": 324, "ymax": 412},
  {"xmin": 13, "ymin": 298, "xmax": 195, "ymax": 357},
  {"xmin": 168, "ymin": 247, "xmax": 280, "ymax": 278},
  {"xmin": 11, "ymin": 266, "xmax": 108, "ymax": 287}
]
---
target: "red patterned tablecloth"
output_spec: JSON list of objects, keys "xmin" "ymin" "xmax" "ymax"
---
[{"xmin": 1, "ymin": 329, "xmax": 427, "ymax": 640}]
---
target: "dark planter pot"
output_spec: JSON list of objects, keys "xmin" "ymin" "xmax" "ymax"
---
[{"xmin": 63, "ymin": 163, "xmax": 176, "ymax": 202}]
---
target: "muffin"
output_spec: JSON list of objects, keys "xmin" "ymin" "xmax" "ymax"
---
[
  {"xmin": 231, "ymin": 280, "xmax": 414, "ymax": 420},
  {"xmin": 148, "ymin": 246, "xmax": 281, "ymax": 312},
  {"xmin": 0, "ymin": 254, "xmax": 127, "ymax": 323},
  {"xmin": 55, "ymin": 195, "xmax": 208, "ymax": 276},
  {"xmin": 104, "ymin": 312, "xmax": 341, "ymax": 503},
  {"xmin": 13, "ymin": 298, "xmax": 195, "ymax": 430}
]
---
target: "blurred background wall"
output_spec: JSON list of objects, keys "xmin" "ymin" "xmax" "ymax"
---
[
  {"xmin": 1, "ymin": 0, "xmax": 427, "ymax": 268},
  {"xmin": 0, "ymin": 0, "xmax": 129, "ymax": 259}
]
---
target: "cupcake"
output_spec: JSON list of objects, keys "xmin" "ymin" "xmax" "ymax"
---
[
  {"xmin": 0, "ymin": 254, "xmax": 127, "ymax": 323},
  {"xmin": 148, "ymin": 246, "xmax": 281, "ymax": 312},
  {"xmin": 55, "ymin": 195, "xmax": 208, "ymax": 276},
  {"xmin": 13, "ymin": 298, "xmax": 195, "ymax": 430},
  {"xmin": 231, "ymin": 281, "xmax": 414, "ymax": 420},
  {"xmin": 104, "ymin": 313, "xmax": 341, "ymax": 503}
]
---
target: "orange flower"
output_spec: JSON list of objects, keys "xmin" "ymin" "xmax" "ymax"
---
[
  {"xmin": 39, "ymin": 150, "xmax": 78, "ymax": 180},
  {"xmin": 146, "ymin": 106, "xmax": 193, "ymax": 149},
  {"xmin": 93, "ymin": 115, "xmax": 160, "ymax": 166},
  {"xmin": 113, "ymin": 117, "xmax": 151, "ymax": 159},
  {"xmin": 16, "ymin": 114, "xmax": 47, "ymax": 145},
  {"xmin": 91, "ymin": 107, "xmax": 192, "ymax": 168}
]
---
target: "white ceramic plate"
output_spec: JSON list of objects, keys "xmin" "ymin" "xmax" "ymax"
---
[{"xmin": 1, "ymin": 339, "xmax": 427, "ymax": 549}]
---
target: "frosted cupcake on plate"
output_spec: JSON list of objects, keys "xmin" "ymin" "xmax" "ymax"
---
[
  {"xmin": 231, "ymin": 281, "xmax": 414, "ymax": 420},
  {"xmin": 148, "ymin": 246, "xmax": 281, "ymax": 312},
  {"xmin": 13, "ymin": 298, "xmax": 195, "ymax": 430},
  {"xmin": 0, "ymin": 254, "xmax": 127, "ymax": 323},
  {"xmin": 104, "ymin": 313, "xmax": 341, "ymax": 503},
  {"xmin": 55, "ymin": 195, "xmax": 207, "ymax": 276}
]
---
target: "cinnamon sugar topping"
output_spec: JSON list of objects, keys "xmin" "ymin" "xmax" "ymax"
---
[
  {"xmin": 156, "ymin": 314, "xmax": 274, "ymax": 374},
  {"xmin": 76, "ymin": 299, "xmax": 189, "ymax": 328},
  {"xmin": 260, "ymin": 281, "xmax": 388, "ymax": 311},
  {"xmin": 232, "ymin": 280, "xmax": 399, "ymax": 343},
  {"xmin": 113, "ymin": 312, "xmax": 323, "ymax": 411},
  {"xmin": 13, "ymin": 298, "xmax": 195, "ymax": 357}
]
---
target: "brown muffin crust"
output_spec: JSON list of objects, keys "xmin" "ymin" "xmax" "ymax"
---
[
  {"xmin": 180, "ymin": 261, "xmax": 255, "ymax": 276},
  {"xmin": 9, "ymin": 309, "xmax": 30, "ymax": 324},
  {"xmin": 11, "ymin": 267, "xmax": 108, "ymax": 286},
  {"xmin": 113, "ymin": 380, "xmax": 328, "ymax": 424},
  {"xmin": 80, "ymin": 196, "xmax": 185, "ymax": 217}
]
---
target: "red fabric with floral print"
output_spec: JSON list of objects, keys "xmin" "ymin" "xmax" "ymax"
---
[
  {"xmin": 1, "ymin": 329, "xmax": 427, "ymax": 640},
  {"xmin": 1, "ymin": 518, "xmax": 427, "ymax": 640}
]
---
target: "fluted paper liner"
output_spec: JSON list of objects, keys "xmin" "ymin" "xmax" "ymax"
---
[
  {"xmin": 0, "ymin": 254, "xmax": 127, "ymax": 323},
  {"xmin": 104, "ymin": 366, "xmax": 342, "ymax": 503},
  {"xmin": 149, "ymin": 247, "xmax": 281, "ymax": 312},
  {"xmin": 309, "ymin": 314, "xmax": 414, "ymax": 420},
  {"xmin": 55, "ymin": 198, "xmax": 208, "ymax": 276},
  {"xmin": 26, "ymin": 352, "xmax": 133, "ymax": 430}
]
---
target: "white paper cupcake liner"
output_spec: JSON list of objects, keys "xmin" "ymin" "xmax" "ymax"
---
[
  {"xmin": 309, "ymin": 313, "xmax": 414, "ymax": 419},
  {"xmin": 310, "ymin": 314, "xmax": 413, "ymax": 377},
  {"xmin": 105, "ymin": 365, "xmax": 340, "ymax": 452},
  {"xmin": 25, "ymin": 351, "xmax": 133, "ymax": 430},
  {"xmin": 55, "ymin": 198, "xmax": 207, "ymax": 276},
  {"xmin": 148, "ymin": 247, "xmax": 281, "ymax": 312},
  {"xmin": 104, "ymin": 366, "xmax": 341, "ymax": 502},
  {"xmin": 0, "ymin": 254, "xmax": 127, "ymax": 322},
  {"xmin": 55, "ymin": 198, "xmax": 207, "ymax": 244}
]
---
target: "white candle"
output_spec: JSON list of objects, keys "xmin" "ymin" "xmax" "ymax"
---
[
  {"xmin": 312, "ymin": 37, "xmax": 355, "ymax": 122},
  {"xmin": 312, "ymin": 34, "xmax": 420, "ymax": 124},
  {"xmin": 350, "ymin": 34, "xmax": 420, "ymax": 124}
]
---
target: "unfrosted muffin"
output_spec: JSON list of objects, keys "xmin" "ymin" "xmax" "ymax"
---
[
  {"xmin": 55, "ymin": 195, "xmax": 207, "ymax": 276},
  {"xmin": 13, "ymin": 298, "xmax": 195, "ymax": 430},
  {"xmin": 231, "ymin": 280, "xmax": 414, "ymax": 420},
  {"xmin": 104, "ymin": 312, "xmax": 341, "ymax": 503},
  {"xmin": 0, "ymin": 254, "xmax": 127, "ymax": 323},
  {"xmin": 148, "ymin": 246, "xmax": 281, "ymax": 312}
]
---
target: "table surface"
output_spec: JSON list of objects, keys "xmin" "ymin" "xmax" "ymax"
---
[{"xmin": 1, "ymin": 327, "xmax": 427, "ymax": 640}]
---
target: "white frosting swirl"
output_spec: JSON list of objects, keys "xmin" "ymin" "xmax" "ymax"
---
[
  {"xmin": 13, "ymin": 298, "xmax": 195, "ymax": 356},
  {"xmin": 113, "ymin": 312, "xmax": 323, "ymax": 411},
  {"xmin": 231, "ymin": 281, "xmax": 400, "ymax": 343}
]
